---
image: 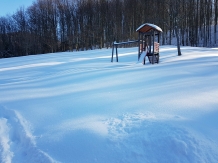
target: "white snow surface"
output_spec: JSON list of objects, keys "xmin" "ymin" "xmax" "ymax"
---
[{"xmin": 0, "ymin": 45, "xmax": 218, "ymax": 163}]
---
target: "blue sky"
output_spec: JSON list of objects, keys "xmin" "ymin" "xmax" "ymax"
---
[{"xmin": 0, "ymin": 0, "xmax": 34, "ymax": 17}]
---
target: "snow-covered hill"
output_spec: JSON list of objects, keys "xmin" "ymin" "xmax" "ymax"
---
[{"xmin": 0, "ymin": 46, "xmax": 218, "ymax": 163}]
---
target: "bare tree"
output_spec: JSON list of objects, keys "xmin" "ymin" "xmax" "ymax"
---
[
  {"xmin": 215, "ymin": 0, "xmax": 218, "ymax": 44},
  {"xmin": 1, "ymin": 0, "xmax": 218, "ymax": 58}
]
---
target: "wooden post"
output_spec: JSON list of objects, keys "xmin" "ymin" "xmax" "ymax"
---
[
  {"xmin": 158, "ymin": 33, "xmax": 160, "ymax": 44},
  {"xmin": 116, "ymin": 45, "xmax": 118, "ymax": 62},
  {"xmin": 138, "ymin": 32, "xmax": 140, "ymax": 60},
  {"xmin": 142, "ymin": 34, "xmax": 145, "ymax": 65},
  {"xmin": 149, "ymin": 33, "xmax": 152, "ymax": 54},
  {"xmin": 152, "ymin": 31, "xmax": 155, "ymax": 64},
  {"xmin": 111, "ymin": 42, "xmax": 114, "ymax": 62}
]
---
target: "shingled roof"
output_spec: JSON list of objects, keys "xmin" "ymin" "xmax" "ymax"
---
[{"xmin": 136, "ymin": 23, "xmax": 162, "ymax": 33}]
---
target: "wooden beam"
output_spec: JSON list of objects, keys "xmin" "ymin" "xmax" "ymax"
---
[
  {"xmin": 116, "ymin": 45, "xmax": 118, "ymax": 62},
  {"xmin": 138, "ymin": 32, "xmax": 141, "ymax": 60},
  {"xmin": 152, "ymin": 31, "xmax": 155, "ymax": 64},
  {"xmin": 111, "ymin": 42, "xmax": 114, "ymax": 62}
]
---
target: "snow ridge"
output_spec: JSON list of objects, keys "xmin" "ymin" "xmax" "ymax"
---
[
  {"xmin": 0, "ymin": 118, "xmax": 13, "ymax": 163},
  {"xmin": 0, "ymin": 105, "xmax": 59, "ymax": 163},
  {"xmin": 106, "ymin": 113, "xmax": 217, "ymax": 163}
]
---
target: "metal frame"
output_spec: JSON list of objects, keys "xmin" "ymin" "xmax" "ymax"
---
[{"xmin": 111, "ymin": 40, "xmax": 138, "ymax": 62}]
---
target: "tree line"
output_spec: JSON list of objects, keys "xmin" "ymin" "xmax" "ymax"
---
[{"xmin": 0, "ymin": 0, "xmax": 218, "ymax": 58}]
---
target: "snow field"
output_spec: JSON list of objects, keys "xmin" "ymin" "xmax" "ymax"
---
[{"xmin": 0, "ymin": 46, "xmax": 218, "ymax": 162}]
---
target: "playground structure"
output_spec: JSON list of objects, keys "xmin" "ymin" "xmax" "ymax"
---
[
  {"xmin": 136, "ymin": 23, "xmax": 162, "ymax": 64},
  {"xmin": 111, "ymin": 23, "xmax": 162, "ymax": 64}
]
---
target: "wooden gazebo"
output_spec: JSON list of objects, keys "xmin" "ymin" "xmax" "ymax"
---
[{"xmin": 136, "ymin": 23, "xmax": 162, "ymax": 64}]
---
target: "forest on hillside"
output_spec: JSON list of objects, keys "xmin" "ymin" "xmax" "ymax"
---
[{"xmin": 0, "ymin": 0, "xmax": 218, "ymax": 58}]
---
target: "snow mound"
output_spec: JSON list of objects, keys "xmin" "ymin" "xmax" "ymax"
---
[
  {"xmin": 106, "ymin": 113, "xmax": 217, "ymax": 163},
  {"xmin": 0, "ymin": 105, "xmax": 59, "ymax": 163}
]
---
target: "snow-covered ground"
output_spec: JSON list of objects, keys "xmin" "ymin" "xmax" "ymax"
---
[{"xmin": 0, "ymin": 45, "xmax": 218, "ymax": 163}]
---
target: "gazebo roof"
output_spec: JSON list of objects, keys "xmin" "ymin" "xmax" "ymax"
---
[{"xmin": 136, "ymin": 23, "xmax": 162, "ymax": 33}]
